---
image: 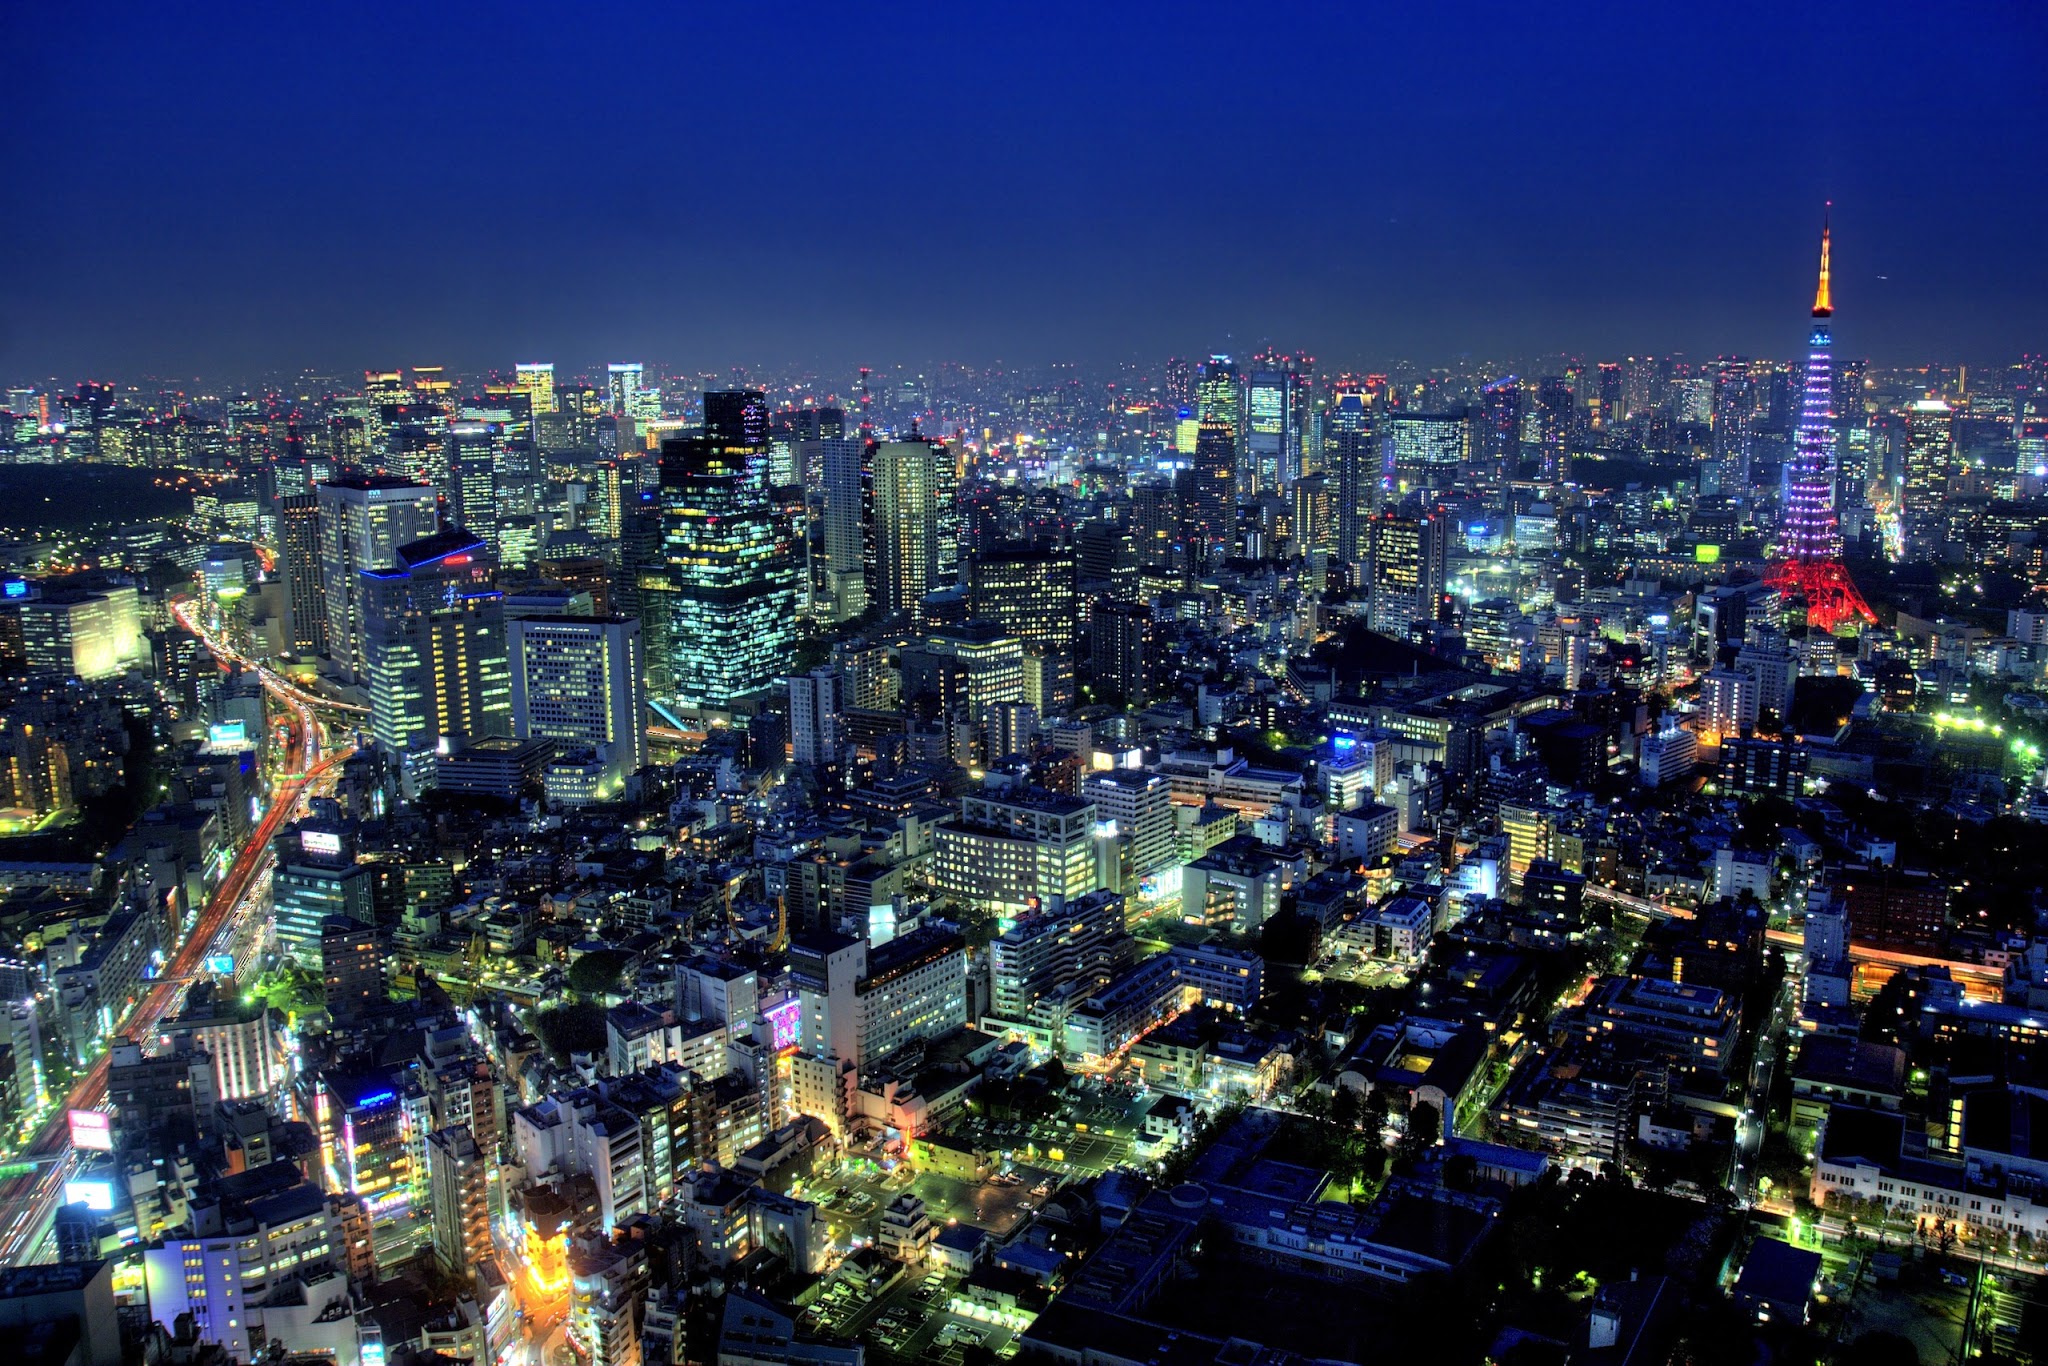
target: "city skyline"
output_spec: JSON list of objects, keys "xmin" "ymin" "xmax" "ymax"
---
[{"xmin": 4, "ymin": 4, "xmax": 2045, "ymax": 377}]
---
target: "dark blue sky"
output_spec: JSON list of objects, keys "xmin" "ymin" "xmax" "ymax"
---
[{"xmin": 4, "ymin": 1, "xmax": 2044, "ymax": 381}]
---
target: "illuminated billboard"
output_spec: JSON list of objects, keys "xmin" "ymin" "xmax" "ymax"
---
[
  {"xmin": 301, "ymin": 830, "xmax": 343, "ymax": 858},
  {"xmin": 68, "ymin": 1108, "xmax": 113, "ymax": 1151},
  {"xmin": 765, "ymin": 998, "xmax": 802, "ymax": 1052},
  {"xmin": 62, "ymin": 1179, "xmax": 114, "ymax": 1212},
  {"xmin": 204, "ymin": 953, "xmax": 236, "ymax": 976},
  {"xmin": 208, "ymin": 720, "xmax": 248, "ymax": 746}
]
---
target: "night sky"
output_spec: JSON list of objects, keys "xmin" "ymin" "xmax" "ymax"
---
[{"xmin": 5, "ymin": 2, "xmax": 2045, "ymax": 381}]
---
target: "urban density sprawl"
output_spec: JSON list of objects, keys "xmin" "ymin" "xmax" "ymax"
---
[{"xmin": 0, "ymin": 15, "xmax": 2045, "ymax": 1363}]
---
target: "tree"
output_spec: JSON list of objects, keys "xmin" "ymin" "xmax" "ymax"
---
[
  {"xmin": 1403, "ymin": 1100, "xmax": 1441, "ymax": 1157},
  {"xmin": 567, "ymin": 949, "xmax": 632, "ymax": 999},
  {"xmin": 1330, "ymin": 1085, "xmax": 1361, "ymax": 1131}
]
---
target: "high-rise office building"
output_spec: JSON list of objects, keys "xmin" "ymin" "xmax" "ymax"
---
[
  {"xmin": 1479, "ymin": 378, "xmax": 1523, "ymax": 492},
  {"xmin": 1535, "ymin": 377, "xmax": 1574, "ymax": 481},
  {"xmin": 931, "ymin": 790, "xmax": 1107, "ymax": 923},
  {"xmin": 658, "ymin": 391, "xmax": 800, "ymax": 711},
  {"xmin": 606, "ymin": 363, "xmax": 644, "ymax": 417},
  {"xmin": 316, "ymin": 477, "xmax": 439, "ymax": 680},
  {"xmin": 967, "ymin": 548, "xmax": 1079, "ymax": 655},
  {"xmin": 447, "ymin": 421, "xmax": 511, "ymax": 557},
  {"xmin": 361, "ymin": 529, "xmax": 513, "ymax": 757},
  {"xmin": 1195, "ymin": 355, "xmax": 1241, "ymax": 449},
  {"xmin": 1382, "ymin": 413, "xmax": 1468, "ymax": 495},
  {"xmin": 19, "ymin": 588, "xmax": 143, "ymax": 681},
  {"xmin": 868, "ymin": 438, "xmax": 960, "ymax": 619},
  {"xmin": 1176, "ymin": 418, "xmax": 1236, "ymax": 555},
  {"xmin": 1366, "ymin": 513, "xmax": 1446, "ymax": 639},
  {"xmin": 1243, "ymin": 360, "xmax": 1307, "ymax": 495},
  {"xmin": 274, "ymin": 824, "xmax": 372, "ymax": 968},
  {"xmin": 1902, "ymin": 399, "xmax": 1956, "ymax": 559},
  {"xmin": 515, "ymin": 363, "xmax": 557, "ymax": 417},
  {"xmin": 1089, "ymin": 600, "xmax": 1155, "ymax": 705},
  {"xmin": 787, "ymin": 666, "xmax": 843, "ymax": 768},
  {"xmin": 1709, "ymin": 358, "xmax": 1753, "ymax": 495},
  {"xmin": 1329, "ymin": 390, "xmax": 1376, "ymax": 564},
  {"xmin": 1082, "ymin": 770, "xmax": 1176, "ymax": 890},
  {"xmin": 987, "ymin": 889, "xmax": 1133, "ymax": 1022},
  {"xmin": 278, "ymin": 493, "xmax": 327, "ymax": 656},
  {"xmin": 818, "ymin": 436, "xmax": 871, "ymax": 619},
  {"xmin": 507, "ymin": 614, "xmax": 647, "ymax": 794},
  {"xmin": 792, "ymin": 926, "xmax": 969, "ymax": 1071}
]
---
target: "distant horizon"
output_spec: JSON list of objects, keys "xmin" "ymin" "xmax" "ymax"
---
[
  {"xmin": 5, "ymin": 3, "xmax": 2043, "ymax": 381},
  {"xmin": 0, "ymin": 334, "xmax": 2017, "ymax": 402}
]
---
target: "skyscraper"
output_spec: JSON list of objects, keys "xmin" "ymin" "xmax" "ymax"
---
[
  {"xmin": 447, "ymin": 421, "xmax": 511, "ymax": 557},
  {"xmin": 1330, "ymin": 389, "xmax": 1376, "ymax": 565},
  {"xmin": 658, "ymin": 391, "xmax": 800, "ymax": 711},
  {"xmin": 508, "ymin": 614, "xmax": 648, "ymax": 793},
  {"xmin": 1382, "ymin": 413, "xmax": 1468, "ymax": 495},
  {"xmin": 1761, "ymin": 210, "xmax": 1877, "ymax": 632},
  {"xmin": 818, "ymin": 436, "xmax": 871, "ymax": 620},
  {"xmin": 316, "ymin": 477, "xmax": 439, "ymax": 680},
  {"xmin": 1176, "ymin": 418, "xmax": 1236, "ymax": 556},
  {"xmin": 1478, "ymin": 378, "xmax": 1523, "ymax": 501},
  {"xmin": 786, "ymin": 666, "xmax": 842, "ymax": 768},
  {"xmin": 868, "ymin": 438, "xmax": 961, "ymax": 620},
  {"xmin": 1710, "ymin": 358, "xmax": 1753, "ymax": 496},
  {"xmin": 361, "ymin": 529, "xmax": 513, "ymax": 756},
  {"xmin": 606, "ymin": 363, "xmax": 645, "ymax": 417},
  {"xmin": 1243, "ymin": 359, "xmax": 1307, "ymax": 495},
  {"xmin": 515, "ymin": 363, "xmax": 556, "ymax": 417},
  {"xmin": 278, "ymin": 493, "xmax": 327, "ymax": 656},
  {"xmin": 1366, "ymin": 513, "xmax": 1446, "ymax": 639},
  {"xmin": 1535, "ymin": 377, "xmax": 1574, "ymax": 481},
  {"xmin": 1902, "ymin": 399, "xmax": 1956, "ymax": 560},
  {"xmin": 967, "ymin": 548, "xmax": 1080, "ymax": 655}
]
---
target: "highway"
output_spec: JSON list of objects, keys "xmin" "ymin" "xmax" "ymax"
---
[{"xmin": 0, "ymin": 602, "xmax": 350, "ymax": 1264}]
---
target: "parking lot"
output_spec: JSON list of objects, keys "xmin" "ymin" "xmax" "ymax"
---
[
  {"xmin": 949, "ymin": 1078, "xmax": 1159, "ymax": 1178},
  {"xmin": 815, "ymin": 1264, "xmax": 1024, "ymax": 1362},
  {"xmin": 799, "ymin": 1154, "xmax": 1048, "ymax": 1249}
]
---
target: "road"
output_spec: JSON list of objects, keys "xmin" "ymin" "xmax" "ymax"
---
[
  {"xmin": 1729, "ymin": 972, "xmax": 1793, "ymax": 1203},
  {"xmin": 0, "ymin": 602, "xmax": 350, "ymax": 1264}
]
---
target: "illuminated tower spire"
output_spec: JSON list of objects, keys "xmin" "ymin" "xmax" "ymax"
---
[
  {"xmin": 1763, "ymin": 204, "xmax": 1875, "ymax": 634},
  {"xmin": 1812, "ymin": 202, "xmax": 1833, "ymax": 318}
]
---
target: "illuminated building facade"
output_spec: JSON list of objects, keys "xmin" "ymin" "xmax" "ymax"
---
[
  {"xmin": 508, "ymin": 614, "xmax": 647, "ymax": 795},
  {"xmin": 987, "ymin": 888, "xmax": 1133, "ymax": 1021},
  {"xmin": 1901, "ymin": 398, "xmax": 1957, "ymax": 560},
  {"xmin": 1365, "ymin": 513, "xmax": 1446, "ymax": 638},
  {"xmin": 515, "ymin": 362, "xmax": 556, "ymax": 417},
  {"xmin": 18, "ymin": 588, "xmax": 143, "ymax": 681},
  {"xmin": 316, "ymin": 476, "xmax": 438, "ymax": 680},
  {"xmin": 361, "ymin": 529, "xmax": 513, "ymax": 757},
  {"xmin": 1382, "ymin": 413, "xmax": 1468, "ymax": 494},
  {"xmin": 658, "ymin": 391, "xmax": 800, "ymax": 710},
  {"xmin": 278, "ymin": 493, "xmax": 327, "ymax": 655},
  {"xmin": 967, "ymin": 548, "xmax": 1079, "ymax": 654},
  {"xmin": 869, "ymin": 437, "xmax": 961, "ymax": 620},
  {"xmin": 1175, "ymin": 418, "xmax": 1236, "ymax": 555},
  {"xmin": 931, "ymin": 789, "xmax": 1106, "ymax": 922}
]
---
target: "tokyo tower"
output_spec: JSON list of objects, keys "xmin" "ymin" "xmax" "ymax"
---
[{"xmin": 1762, "ymin": 206, "xmax": 1877, "ymax": 633}]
